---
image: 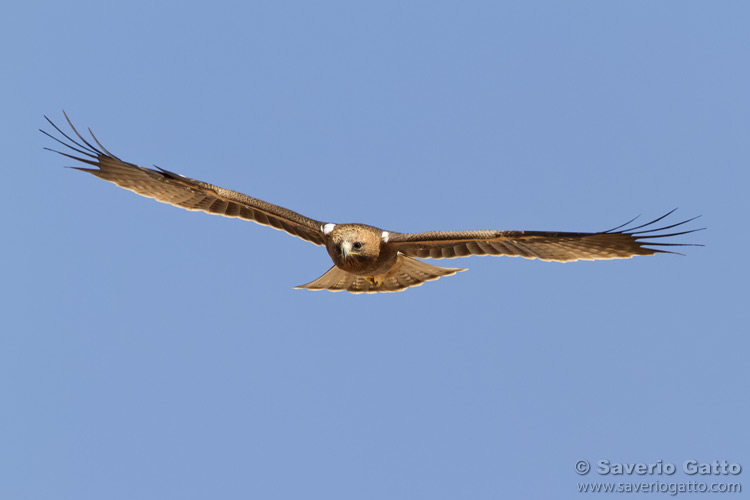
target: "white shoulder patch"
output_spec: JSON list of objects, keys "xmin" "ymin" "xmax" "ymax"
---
[
  {"xmin": 322, "ymin": 223, "xmax": 336, "ymax": 235},
  {"xmin": 382, "ymin": 231, "xmax": 390, "ymax": 243}
]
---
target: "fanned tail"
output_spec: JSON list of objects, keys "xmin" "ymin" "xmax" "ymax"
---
[{"xmin": 295, "ymin": 254, "xmax": 466, "ymax": 294}]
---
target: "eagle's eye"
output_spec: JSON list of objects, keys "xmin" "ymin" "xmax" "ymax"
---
[{"xmin": 353, "ymin": 242, "xmax": 363, "ymax": 250}]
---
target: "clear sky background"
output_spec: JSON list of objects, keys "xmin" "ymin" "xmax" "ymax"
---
[{"xmin": 2, "ymin": 2, "xmax": 748, "ymax": 499}]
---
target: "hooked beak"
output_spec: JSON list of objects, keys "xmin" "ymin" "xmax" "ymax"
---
[{"xmin": 341, "ymin": 241, "xmax": 352, "ymax": 259}]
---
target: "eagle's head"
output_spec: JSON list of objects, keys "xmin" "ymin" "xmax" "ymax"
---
[{"xmin": 324, "ymin": 224, "xmax": 388, "ymax": 273}]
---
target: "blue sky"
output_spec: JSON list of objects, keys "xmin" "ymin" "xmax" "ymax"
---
[{"xmin": 3, "ymin": 2, "xmax": 748, "ymax": 499}]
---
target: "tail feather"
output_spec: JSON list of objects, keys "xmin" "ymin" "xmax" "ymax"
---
[{"xmin": 295, "ymin": 254, "xmax": 466, "ymax": 294}]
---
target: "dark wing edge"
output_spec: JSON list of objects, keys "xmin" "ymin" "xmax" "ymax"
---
[
  {"xmin": 389, "ymin": 209, "xmax": 705, "ymax": 262},
  {"xmin": 41, "ymin": 112, "xmax": 326, "ymax": 246}
]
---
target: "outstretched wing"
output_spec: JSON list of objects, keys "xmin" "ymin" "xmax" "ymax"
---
[
  {"xmin": 41, "ymin": 113, "xmax": 326, "ymax": 246},
  {"xmin": 388, "ymin": 210, "xmax": 703, "ymax": 262}
]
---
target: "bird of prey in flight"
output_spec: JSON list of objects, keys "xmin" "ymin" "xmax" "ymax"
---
[{"xmin": 42, "ymin": 113, "xmax": 702, "ymax": 294}]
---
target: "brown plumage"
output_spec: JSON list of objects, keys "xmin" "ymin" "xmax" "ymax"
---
[{"xmin": 42, "ymin": 113, "xmax": 703, "ymax": 294}]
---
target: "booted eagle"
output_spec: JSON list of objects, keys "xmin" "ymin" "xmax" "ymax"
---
[{"xmin": 42, "ymin": 113, "xmax": 702, "ymax": 294}]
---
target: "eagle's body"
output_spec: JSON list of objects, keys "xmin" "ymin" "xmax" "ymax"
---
[{"xmin": 42, "ymin": 113, "xmax": 702, "ymax": 294}]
